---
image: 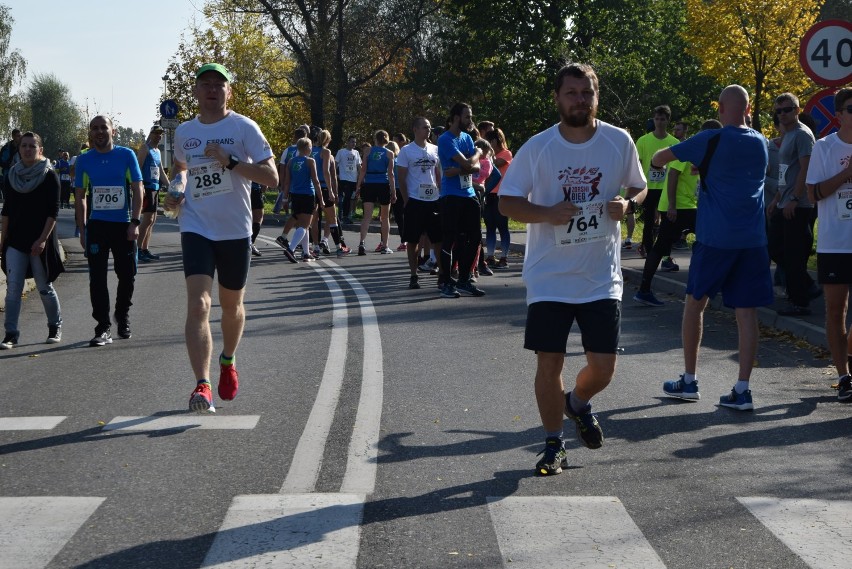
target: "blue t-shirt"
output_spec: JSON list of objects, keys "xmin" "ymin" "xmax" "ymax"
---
[
  {"xmin": 672, "ymin": 126, "xmax": 768, "ymax": 249},
  {"xmin": 311, "ymin": 146, "xmax": 326, "ymax": 187},
  {"xmin": 57, "ymin": 159, "xmax": 71, "ymax": 182},
  {"xmin": 364, "ymin": 146, "xmax": 390, "ymax": 184},
  {"xmin": 141, "ymin": 146, "xmax": 162, "ymax": 190},
  {"xmin": 74, "ymin": 146, "xmax": 143, "ymax": 223},
  {"xmin": 438, "ymin": 130, "xmax": 476, "ymax": 198},
  {"xmin": 289, "ymin": 155, "xmax": 315, "ymax": 195}
]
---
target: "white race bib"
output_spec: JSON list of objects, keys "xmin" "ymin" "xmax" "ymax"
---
[
  {"xmin": 60, "ymin": 174, "xmax": 70, "ymax": 181},
  {"xmin": 649, "ymin": 168, "xmax": 666, "ymax": 183},
  {"xmin": 150, "ymin": 166, "xmax": 159, "ymax": 181},
  {"xmin": 188, "ymin": 162, "xmax": 234, "ymax": 200},
  {"xmin": 345, "ymin": 163, "xmax": 356, "ymax": 174},
  {"xmin": 92, "ymin": 186, "xmax": 125, "ymax": 210},
  {"xmin": 555, "ymin": 200, "xmax": 608, "ymax": 247},
  {"xmin": 778, "ymin": 163, "xmax": 789, "ymax": 188},
  {"xmin": 460, "ymin": 173, "xmax": 472, "ymax": 189},
  {"xmin": 416, "ymin": 183, "xmax": 438, "ymax": 201},
  {"xmin": 837, "ymin": 189, "xmax": 852, "ymax": 221}
]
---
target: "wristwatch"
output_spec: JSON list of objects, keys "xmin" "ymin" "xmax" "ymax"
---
[
  {"xmin": 627, "ymin": 198, "xmax": 638, "ymax": 214},
  {"xmin": 130, "ymin": 218, "xmax": 141, "ymax": 226},
  {"xmin": 226, "ymin": 155, "xmax": 239, "ymax": 170}
]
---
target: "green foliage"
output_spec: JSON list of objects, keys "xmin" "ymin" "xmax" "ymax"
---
[
  {"xmin": 0, "ymin": 4, "xmax": 26, "ymax": 137},
  {"xmin": 113, "ymin": 126, "xmax": 145, "ymax": 150},
  {"xmin": 26, "ymin": 74, "xmax": 84, "ymax": 158}
]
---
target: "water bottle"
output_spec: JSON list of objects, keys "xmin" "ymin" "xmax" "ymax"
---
[{"xmin": 163, "ymin": 178, "xmax": 185, "ymax": 218}]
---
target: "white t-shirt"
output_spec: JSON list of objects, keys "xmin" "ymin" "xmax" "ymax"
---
[
  {"xmin": 499, "ymin": 122, "xmax": 646, "ymax": 304},
  {"xmin": 335, "ymin": 147, "xmax": 362, "ymax": 183},
  {"xmin": 174, "ymin": 112, "xmax": 274, "ymax": 240},
  {"xmin": 806, "ymin": 132, "xmax": 852, "ymax": 253},
  {"xmin": 396, "ymin": 141, "xmax": 440, "ymax": 202}
]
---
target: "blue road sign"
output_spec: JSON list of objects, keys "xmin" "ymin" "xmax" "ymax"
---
[
  {"xmin": 159, "ymin": 99, "xmax": 179, "ymax": 119},
  {"xmin": 804, "ymin": 88, "xmax": 840, "ymax": 139}
]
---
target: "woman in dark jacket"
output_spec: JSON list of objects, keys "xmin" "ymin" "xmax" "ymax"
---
[{"xmin": 0, "ymin": 131, "xmax": 63, "ymax": 348}]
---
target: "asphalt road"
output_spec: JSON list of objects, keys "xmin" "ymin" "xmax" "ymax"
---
[{"xmin": 1, "ymin": 212, "xmax": 850, "ymax": 569}]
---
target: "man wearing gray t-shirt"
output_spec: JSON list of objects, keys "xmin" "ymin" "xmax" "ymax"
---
[{"xmin": 767, "ymin": 92, "xmax": 816, "ymax": 316}]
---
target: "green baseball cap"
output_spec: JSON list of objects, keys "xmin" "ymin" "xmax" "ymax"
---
[{"xmin": 195, "ymin": 63, "xmax": 233, "ymax": 82}]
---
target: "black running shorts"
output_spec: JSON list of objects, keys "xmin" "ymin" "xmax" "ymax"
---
[
  {"xmin": 818, "ymin": 253, "xmax": 852, "ymax": 285},
  {"xmin": 402, "ymin": 198, "xmax": 441, "ymax": 244},
  {"xmin": 142, "ymin": 189, "xmax": 159, "ymax": 214},
  {"xmin": 181, "ymin": 232, "xmax": 251, "ymax": 290},
  {"xmin": 524, "ymin": 299, "xmax": 621, "ymax": 354},
  {"xmin": 361, "ymin": 182, "xmax": 391, "ymax": 206},
  {"xmin": 290, "ymin": 193, "xmax": 317, "ymax": 217}
]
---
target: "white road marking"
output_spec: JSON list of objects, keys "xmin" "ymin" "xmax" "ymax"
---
[
  {"xmin": 101, "ymin": 415, "xmax": 259, "ymax": 431},
  {"xmin": 0, "ymin": 496, "xmax": 105, "ymax": 569},
  {"xmin": 738, "ymin": 497, "xmax": 852, "ymax": 569},
  {"xmin": 0, "ymin": 416, "xmax": 66, "ymax": 430},
  {"xmin": 487, "ymin": 496, "xmax": 666, "ymax": 569},
  {"xmin": 280, "ymin": 264, "xmax": 349, "ymax": 493},
  {"xmin": 201, "ymin": 494, "xmax": 365, "ymax": 569}
]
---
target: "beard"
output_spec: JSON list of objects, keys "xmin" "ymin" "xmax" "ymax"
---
[{"xmin": 561, "ymin": 105, "xmax": 597, "ymax": 128}]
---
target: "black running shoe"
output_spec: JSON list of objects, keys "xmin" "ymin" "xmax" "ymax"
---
[
  {"xmin": 283, "ymin": 247, "xmax": 298, "ymax": 264},
  {"xmin": 409, "ymin": 275, "xmax": 420, "ymax": 289},
  {"xmin": 838, "ymin": 375, "xmax": 852, "ymax": 402},
  {"xmin": 564, "ymin": 392, "xmax": 604, "ymax": 449},
  {"xmin": 535, "ymin": 437, "xmax": 568, "ymax": 476},
  {"xmin": 358, "ymin": 244, "xmax": 366, "ymax": 256},
  {"xmin": 89, "ymin": 329, "xmax": 113, "ymax": 347},
  {"xmin": 117, "ymin": 319, "xmax": 132, "ymax": 339},
  {"xmin": 456, "ymin": 279, "xmax": 485, "ymax": 297}
]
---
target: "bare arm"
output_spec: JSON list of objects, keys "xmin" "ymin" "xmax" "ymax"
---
[
  {"xmin": 398, "ymin": 165, "xmax": 409, "ymax": 202},
  {"xmin": 666, "ymin": 169, "xmax": 679, "ymax": 221}
]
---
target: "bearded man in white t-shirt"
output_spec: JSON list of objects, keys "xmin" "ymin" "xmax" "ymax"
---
[
  {"xmin": 166, "ymin": 63, "xmax": 278, "ymax": 414},
  {"xmin": 499, "ymin": 63, "xmax": 647, "ymax": 476}
]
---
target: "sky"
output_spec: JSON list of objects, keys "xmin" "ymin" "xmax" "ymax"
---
[{"xmin": 6, "ymin": 0, "xmax": 209, "ymax": 133}]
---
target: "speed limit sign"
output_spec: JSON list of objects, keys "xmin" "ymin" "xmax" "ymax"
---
[{"xmin": 799, "ymin": 19, "xmax": 852, "ymax": 87}]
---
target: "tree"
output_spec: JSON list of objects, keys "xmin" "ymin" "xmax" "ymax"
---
[
  {"xmin": 218, "ymin": 0, "xmax": 445, "ymax": 148},
  {"xmin": 683, "ymin": 0, "xmax": 823, "ymax": 131},
  {"xmin": 164, "ymin": 6, "xmax": 306, "ymax": 155},
  {"xmin": 0, "ymin": 4, "xmax": 26, "ymax": 138},
  {"xmin": 113, "ymin": 126, "xmax": 145, "ymax": 149},
  {"xmin": 27, "ymin": 74, "xmax": 84, "ymax": 158}
]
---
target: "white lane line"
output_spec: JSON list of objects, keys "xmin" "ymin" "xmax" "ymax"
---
[
  {"xmin": 201, "ymin": 493, "xmax": 365, "ymax": 569},
  {"xmin": 738, "ymin": 497, "xmax": 852, "ymax": 569},
  {"xmin": 102, "ymin": 415, "xmax": 260, "ymax": 431},
  {"xmin": 0, "ymin": 416, "xmax": 66, "ymax": 430},
  {"xmin": 280, "ymin": 264, "xmax": 349, "ymax": 493},
  {"xmin": 0, "ymin": 496, "xmax": 105, "ymax": 569},
  {"xmin": 325, "ymin": 262, "xmax": 383, "ymax": 495},
  {"xmin": 487, "ymin": 496, "xmax": 666, "ymax": 569}
]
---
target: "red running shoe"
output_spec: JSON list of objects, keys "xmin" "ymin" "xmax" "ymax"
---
[
  {"xmin": 374, "ymin": 243, "xmax": 385, "ymax": 253},
  {"xmin": 396, "ymin": 243, "xmax": 407, "ymax": 251},
  {"xmin": 219, "ymin": 362, "xmax": 239, "ymax": 401},
  {"xmin": 189, "ymin": 382, "xmax": 216, "ymax": 414}
]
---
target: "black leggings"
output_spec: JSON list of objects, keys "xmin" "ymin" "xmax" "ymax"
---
[{"xmin": 439, "ymin": 195, "xmax": 481, "ymax": 284}]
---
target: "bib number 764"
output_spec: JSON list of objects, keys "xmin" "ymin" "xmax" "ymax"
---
[{"xmin": 566, "ymin": 214, "xmax": 599, "ymax": 233}]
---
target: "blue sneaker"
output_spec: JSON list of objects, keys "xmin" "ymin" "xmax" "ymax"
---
[
  {"xmin": 535, "ymin": 437, "xmax": 568, "ymax": 476},
  {"xmin": 719, "ymin": 388, "xmax": 753, "ymax": 411},
  {"xmin": 661, "ymin": 258, "xmax": 679, "ymax": 272},
  {"xmin": 563, "ymin": 393, "xmax": 604, "ymax": 449},
  {"xmin": 633, "ymin": 290, "xmax": 664, "ymax": 307},
  {"xmin": 838, "ymin": 375, "xmax": 852, "ymax": 402},
  {"xmin": 663, "ymin": 375, "xmax": 700, "ymax": 401}
]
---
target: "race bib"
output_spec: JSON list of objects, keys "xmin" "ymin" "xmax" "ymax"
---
[
  {"xmin": 778, "ymin": 163, "xmax": 789, "ymax": 188},
  {"xmin": 92, "ymin": 186, "xmax": 125, "ymax": 210},
  {"xmin": 837, "ymin": 189, "xmax": 852, "ymax": 221},
  {"xmin": 60, "ymin": 174, "xmax": 70, "ymax": 181},
  {"xmin": 345, "ymin": 163, "xmax": 356, "ymax": 174},
  {"xmin": 188, "ymin": 161, "xmax": 234, "ymax": 200},
  {"xmin": 648, "ymin": 167, "xmax": 666, "ymax": 184},
  {"xmin": 555, "ymin": 200, "xmax": 607, "ymax": 247},
  {"xmin": 460, "ymin": 173, "xmax": 472, "ymax": 189},
  {"xmin": 416, "ymin": 183, "xmax": 438, "ymax": 201},
  {"xmin": 150, "ymin": 166, "xmax": 159, "ymax": 181}
]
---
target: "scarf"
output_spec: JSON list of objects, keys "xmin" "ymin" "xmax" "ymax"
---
[{"xmin": 7, "ymin": 157, "xmax": 51, "ymax": 194}]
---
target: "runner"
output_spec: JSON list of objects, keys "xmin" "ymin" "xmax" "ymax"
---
[
  {"xmin": 166, "ymin": 63, "xmax": 278, "ymax": 413},
  {"xmin": 355, "ymin": 131, "xmax": 395, "ymax": 255},
  {"xmin": 499, "ymin": 63, "xmax": 646, "ymax": 475},
  {"xmin": 74, "ymin": 115, "xmax": 143, "ymax": 347},
  {"xmin": 397, "ymin": 117, "xmax": 441, "ymax": 289},
  {"xmin": 136, "ymin": 125, "xmax": 169, "ymax": 262},
  {"xmin": 313, "ymin": 129, "xmax": 348, "ymax": 256},
  {"xmin": 279, "ymin": 137, "xmax": 324, "ymax": 263},
  {"xmin": 274, "ymin": 126, "xmax": 308, "ymax": 251}
]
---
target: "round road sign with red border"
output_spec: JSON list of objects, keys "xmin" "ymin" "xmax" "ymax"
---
[
  {"xmin": 799, "ymin": 19, "xmax": 852, "ymax": 87},
  {"xmin": 804, "ymin": 88, "xmax": 840, "ymax": 138}
]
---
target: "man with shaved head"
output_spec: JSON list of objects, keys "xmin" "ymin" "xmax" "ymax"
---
[{"xmin": 650, "ymin": 85, "xmax": 773, "ymax": 411}]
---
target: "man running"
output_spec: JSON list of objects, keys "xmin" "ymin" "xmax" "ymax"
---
[
  {"xmin": 499, "ymin": 63, "xmax": 646, "ymax": 475},
  {"xmin": 74, "ymin": 115, "xmax": 144, "ymax": 346},
  {"xmin": 166, "ymin": 63, "xmax": 278, "ymax": 413}
]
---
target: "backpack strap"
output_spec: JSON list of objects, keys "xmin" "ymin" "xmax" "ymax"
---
[{"xmin": 696, "ymin": 132, "xmax": 721, "ymax": 193}]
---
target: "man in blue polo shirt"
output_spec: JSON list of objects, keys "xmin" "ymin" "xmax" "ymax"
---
[
  {"xmin": 75, "ymin": 115, "xmax": 144, "ymax": 347},
  {"xmin": 437, "ymin": 102, "xmax": 484, "ymax": 298}
]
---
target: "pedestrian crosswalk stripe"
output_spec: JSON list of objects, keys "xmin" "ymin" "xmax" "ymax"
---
[
  {"xmin": 0, "ymin": 416, "xmax": 66, "ymax": 430},
  {"xmin": 738, "ymin": 497, "xmax": 852, "ymax": 569},
  {"xmin": 102, "ymin": 415, "xmax": 260, "ymax": 431},
  {"xmin": 0, "ymin": 496, "xmax": 105, "ymax": 569},
  {"xmin": 487, "ymin": 496, "xmax": 666, "ymax": 569},
  {"xmin": 201, "ymin": 493, "xmax": 365, "ymax": 568}
]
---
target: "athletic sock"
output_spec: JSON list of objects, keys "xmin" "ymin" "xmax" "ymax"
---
[
  {"xmin": 197, "ymin": 378, "xmax": 211, "ymax": 386},
  {"xmin": 251, "ymin": 222, "xmax": 260, "ymax": 243},
  {"xmin": 330, "ymin": 225, "xmax": 341, "ymax": 245},
  {"xmin": 683, "ymin": 373, "xmax": 696, "ymax": 384},
  {"xmin": 545, "ymin": 430, "xmax": 563, "ymax": 441},
  {"xmin": 569, "ymin": 391, "xmax": 589, "ymax": 414},
  {"xmin": 291, "ymin": 227, "xmax": 307, "ymax": 251},
  {"xmin": 734, "ymin": 380, "xmax": 749, "ymax": 394},
  {"xmin": 220, "ymin": 353, "xmax": 235, "ymax": 366}
]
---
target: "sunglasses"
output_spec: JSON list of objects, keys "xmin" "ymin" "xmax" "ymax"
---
[{"xmin": 774, "ymin": 106, "xmax": 796, "ymax": 115}]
